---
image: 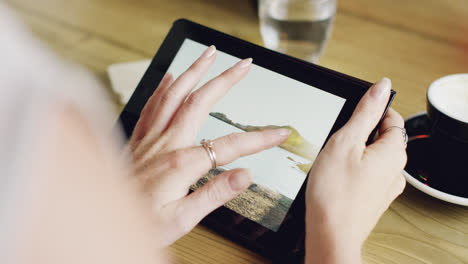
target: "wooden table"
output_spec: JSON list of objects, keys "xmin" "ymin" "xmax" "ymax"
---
[{"xmin": 7, "ymin": 0, "xmax": 468, "ymax": 263}]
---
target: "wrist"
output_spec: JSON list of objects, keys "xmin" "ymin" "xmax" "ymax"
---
[{"xmin": 305, "ymin": 208, "xmax": 362, "ymax": 264}]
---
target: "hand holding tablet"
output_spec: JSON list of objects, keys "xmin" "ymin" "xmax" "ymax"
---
[
  {"xmin": 119, "ymin": 19, "xmax": 400, "ymax": 261},
  {"xmin": 305, "ymin": 80, "xmax": 407, "ymax": 263}
]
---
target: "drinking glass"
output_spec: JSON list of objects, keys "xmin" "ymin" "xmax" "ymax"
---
[{"xmin": 259, "ymin": 0, "xmax": 337, "ymax": 63}]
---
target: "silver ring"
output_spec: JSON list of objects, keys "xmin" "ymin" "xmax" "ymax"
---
[
  {"xmin": 200, "ymin": 139, "xmax": 217, "ymax": 169},
  {"xmin": 383, "ymin": 126, "xmax": 408, "ymax": 147}
]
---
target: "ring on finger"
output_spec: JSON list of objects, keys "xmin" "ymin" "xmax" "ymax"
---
[
  {"xmin": 200, "ymin": 139, "xmax": 217, "ymax": 169},
  {"xmin": 383, "ymin": 126, "xmax": 408, "ymax": 148}
]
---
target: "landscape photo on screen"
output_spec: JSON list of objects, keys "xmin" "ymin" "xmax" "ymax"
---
[{"xmin": 167, "ymin": 39, "xmax": 346, "ymax": 231}]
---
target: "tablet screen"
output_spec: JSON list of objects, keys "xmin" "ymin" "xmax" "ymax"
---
[{"xmin": 167, "ymin": 39, "xmax": 346, "ymax": 232}]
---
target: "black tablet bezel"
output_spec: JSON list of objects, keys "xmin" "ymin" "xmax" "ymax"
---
[{"xmin": 118, "ymin": 19, "xmax": 395, "ymax": 262}]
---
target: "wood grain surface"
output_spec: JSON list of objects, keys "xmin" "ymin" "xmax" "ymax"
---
[{"xmin": 5, "ymin": 0, "xmax": 468, "ymax": 263}]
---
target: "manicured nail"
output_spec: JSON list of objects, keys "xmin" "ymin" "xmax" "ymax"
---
[
  {"xmin": 235, "ymin": 58, "xmax": 253, "ymax": 69},
  {"xmin": 202, "ymin": 45, "xmax": 216, "ymax": 58},
  {"xmin": 229, "ymin": 170, "xmax": 251, "ymax": 192},
  {"xmin": 277, "ymin": 128, "xmax": 291, "ymax": 137},
  {"xmin": 370, "ymin": 77, "xmax": 391, "ymax": 100}
]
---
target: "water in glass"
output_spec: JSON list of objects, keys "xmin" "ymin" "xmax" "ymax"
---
[{"xmin": 259, "ymin": 0, "xmax": 336, "ymax": 63}]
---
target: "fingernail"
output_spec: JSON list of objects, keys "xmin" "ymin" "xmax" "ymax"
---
[
  {"xmin": 277, "ymin": 128, "xmax": 291, "ymax": 137},
  {"xmin": 370, "ymin": 77, "xmax": 391, "ymax": 100},
  {"xmin": 229, "ymin": 170, "xmax": 251, "ymax": 192},
  {"xmin": 235, "ymin": 58, "xmax": 253, "ymax": 69},
  {"xmin": 202, "ymin": 45, "xmax": 216, "ymax": 58}
]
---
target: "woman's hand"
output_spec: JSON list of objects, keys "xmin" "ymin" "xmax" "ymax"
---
[
  {"xmin": 305, "ymin": 78, "xmax": 407, "ymax": 264},
  {"xmin": 129, "ymin": 46, "xmax": 291, "ymax": 247}
]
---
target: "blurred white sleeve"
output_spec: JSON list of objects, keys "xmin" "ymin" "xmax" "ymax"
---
[{"xmin": 0, "ymin": 3, "xmax": 126, "ymax": 263}]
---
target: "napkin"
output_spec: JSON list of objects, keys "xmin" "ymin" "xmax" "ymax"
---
[{"xmin": 107, "ymin": 59, "xmax": 151, "ymax": 105}]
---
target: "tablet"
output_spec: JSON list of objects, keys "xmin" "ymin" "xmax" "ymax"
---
[{"xmin": 118, "ymin": 19, "xmax": 395, "ymax": 262}]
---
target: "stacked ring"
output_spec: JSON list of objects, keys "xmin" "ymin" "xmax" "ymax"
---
[{"xmin": 200, "ymin": 139, "xmax": 217, "ymax": 169}]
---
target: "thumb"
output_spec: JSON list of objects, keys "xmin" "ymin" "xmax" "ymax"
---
[
  {"xmin": 169, "ymin": 169, "xmax": 251, "ymax": 236},
  {"xmin": 344, "ymin": 77, "xmax": 392, "ymax": 143}
]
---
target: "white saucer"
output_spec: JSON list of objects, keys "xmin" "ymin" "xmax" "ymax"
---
[
  {"xmin": 403, "ymin": 112, "xmax": 468, "ymax": 206},
  {"xmin": 403, "ymin": 170, "xmax": 468, "ymax": 206}
]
